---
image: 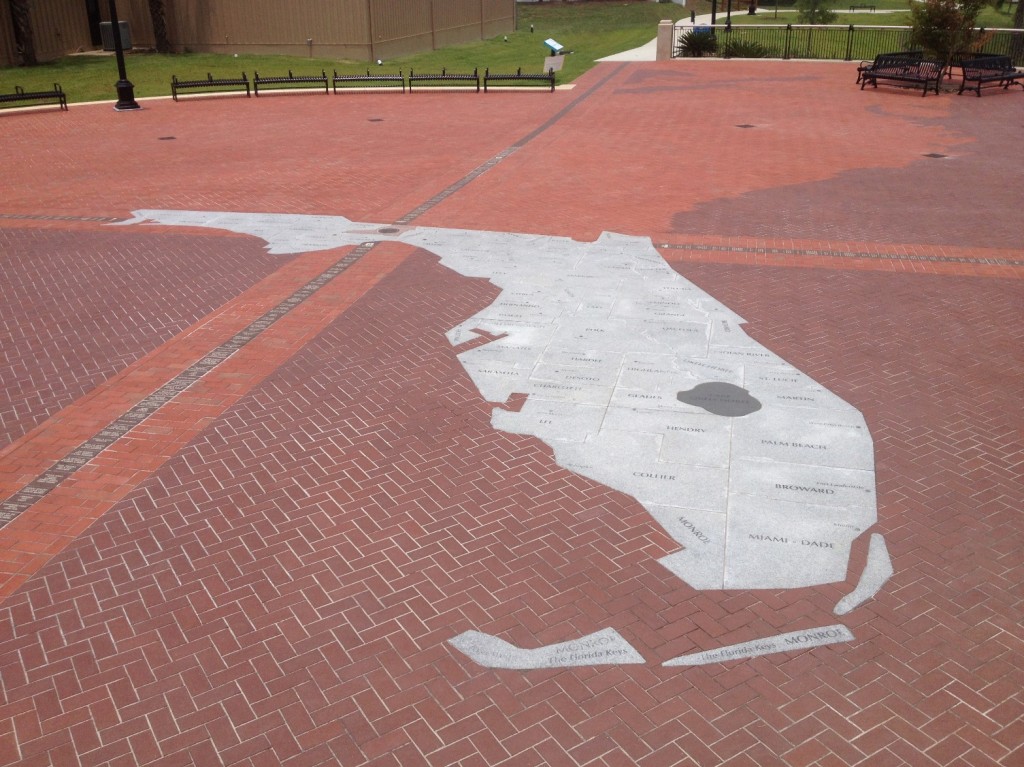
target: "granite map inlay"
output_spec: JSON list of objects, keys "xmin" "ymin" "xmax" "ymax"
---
[
  {"xmin": 663, "ymin": 624, "xmax": 856, "ymax": 666},
  {"xmin": 121, "ymin": 210, "xmax": 893, "ymax": 667},
  {"xmin": 449, "ymin": 628, "xmax": 645, "ymax": 669}
]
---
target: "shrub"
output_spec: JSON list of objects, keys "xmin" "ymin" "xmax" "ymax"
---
[
  {"xmin": 795, "ymin": 0, "xmax": 838, "ymax": 24},
  {"xmin": 677, "ymin": 29, "xmax": 718, "ymax": 57},
  {"xmin": 722, "ymin": 39, "xmax": 775, "ymax": 58}
]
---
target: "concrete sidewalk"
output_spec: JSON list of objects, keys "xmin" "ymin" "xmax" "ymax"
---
[
  {"xmin": 599, "ymin": 9, "xmax": 765, "ymax": 61},
  {"xmin": 598, "ymin": 7, "xmax": 900, "ymax": 61}
]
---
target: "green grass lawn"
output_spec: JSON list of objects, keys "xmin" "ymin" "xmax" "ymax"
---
[
  {"xmin": 735, "ymin": 1, "xmax": 1016, "ymax": 26},
  {"xmin": 0, "ymin": 1, "xmax": 693, "ymax": 104},
  {"xmin": 726, "ymin": 9, "xmax": 916, "ymax": 24}
]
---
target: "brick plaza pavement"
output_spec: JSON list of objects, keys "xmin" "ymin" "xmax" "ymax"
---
[{"xmin": 0, "ymin": 60, "xmax": 1021, "ymax": 766}]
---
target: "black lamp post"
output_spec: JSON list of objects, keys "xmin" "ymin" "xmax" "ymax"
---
[{"xmin": 108, "ymin": 0, "xmax": 140, "ymax": 110}]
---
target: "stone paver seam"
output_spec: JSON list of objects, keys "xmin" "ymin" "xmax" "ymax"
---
[{"xmin": 0, "ymin": 242, "xmax": 377, "ymax": 529}]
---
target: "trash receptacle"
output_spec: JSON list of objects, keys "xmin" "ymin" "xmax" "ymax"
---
[{"xmin": 100, "ymin": 21, "xmax": 132, "ymax": 51}]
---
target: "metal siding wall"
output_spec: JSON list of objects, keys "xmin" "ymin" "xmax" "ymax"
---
[
  {"xmin": 370, "ymin": 0, "xmax": 431, "ymax": 59},
  {"xmin": 99, "ymin": 1, "xmax": 153, "ymax": 48},
  {"xmin": 0, "ymin": 2, "xmax": 15, "ymax": 67},
  {"xmin": 483, "ymin": 0, "xmax": 513, "ymax": 38},
  {"xmin": 431, "ymin": 0, "xmax": 478, "ymax": 48},
  {"xmin": 28, "ymin": 0, "xmax": 92, "ymax": 61},
  {"xmin": 117, "ymin": 0, "xmax": 155, "ymax": 48},
  {"xmin": 165, "ymin": 0, "xmax": 372, "ymax": 57},
  {"xmin": 16, "ymin": 0, "xmax": 519, "ymax": 62}
]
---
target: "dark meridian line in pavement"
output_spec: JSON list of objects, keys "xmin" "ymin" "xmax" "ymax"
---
[
  {"xmin": 657, "ymin": 242, "xmax": 1023, "ymax": 267},
  {"xmin": 0, "ymin": 213, "xmax": 122, "ymax": 223},
  {"xmin": 394, "ymin": 63, "xmax": 626, "ymax": 226},
  {"xmin": 0, "ymin": 241, "xmax": 378, "ymax": 529},
  {"xmin": 0, "ymin": 67, "xmax": 634, "ymax": 526}
]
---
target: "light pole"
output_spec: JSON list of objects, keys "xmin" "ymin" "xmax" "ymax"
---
[{"xmin": 107, "ymin": 0, "xmax": 140, "ymax": 110}]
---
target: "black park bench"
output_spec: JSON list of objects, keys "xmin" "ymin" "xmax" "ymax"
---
[
  {"xmin": 0, "ymin": 83, "xmax": 68, "ymax": 111},
  {"xmin": 332, "ymin": 69, "xmax": 405, "ymax": 93},
  {"xmin": 958, "ymin": 56, "xmax": 1024, "ymax": 96},
  {"xmin": 253, "ymin": 70, "xmax": 329, "ymax": 96},
  {"xmin": 171, "ymin": 73, "xmax": 250, "ymax": 101},
  {"xmin": 483, "ymin": 68, "xmax": 556, "ymax": 92},
  {"xmin": 856, "ymin": 51, "xmax": 921, "ymax": 84},
  {"xmin": 859, "ymin": 53, "xmax": 943, "ymax": 96},
  {"xmin": 945, "ymin": 51, "xmax": 1002, "ymax": 79},
  {"xmin": 408, "ymin": 68, "xmax": 480, "ymax": 92}
]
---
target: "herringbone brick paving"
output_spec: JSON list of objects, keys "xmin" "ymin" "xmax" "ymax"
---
[
  {"xmin": 0, "ymin": 59, "xmax": 1021, "ymax": 766},
  {"xmin": 0, "ymin": 229, "xmax": 283, "ymax": 450},
  {"xmin": 0, "ymin": 240, "xmax": 408, "ymax": 597}
]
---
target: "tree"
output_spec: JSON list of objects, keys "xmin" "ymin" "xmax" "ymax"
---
[
  {"xmin": 8, "ymin": 0, "xmax": 36, "ymax": 65},
  {"xmin": 1015, "ymin": 0, "xmax": 1023, "ymax": 60},
  {"xmin": 908, "ymin": 0, "xmax": 986, "ymax": 69},
  {"xmin": 1012, "ymin": 0, "xmax": 1023, "ymax": 61},
  {"xmin": 994, "ymin": 0, "xmax": 1024, "ymax": 60},
  {"xmin": 795, "ymin": 0, "xmax": 838, "ymax": 24},
  {"xmin": 147, "ymin": 0, "xmax": 171, "ymax": 53}
]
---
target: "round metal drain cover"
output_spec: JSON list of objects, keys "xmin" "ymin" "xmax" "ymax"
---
[{"xmin": 378, "ymin": 227, "xmax": 400, "ymax": 234}]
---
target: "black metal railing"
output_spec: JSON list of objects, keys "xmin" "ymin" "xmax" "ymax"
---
[{"xmin": 672, "ymin": 24, "xmax": 1024, "ymax": 66}]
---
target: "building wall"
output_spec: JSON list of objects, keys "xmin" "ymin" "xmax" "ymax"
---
[
  {"xmin": 0, "ymin": 0, "xmax": 515, "ymax": 66},
  {"xmin": 129, "ymin": 0, "xmax": 513, "ymax": 61},
  {"xmin": 2, "ymin": 0, "xmax": 93, "ymax": 66},
  {"xmin": 156, "ymin": 0, "xmax": 374, "ymax": 59},
  {"xmin": 0, "ymin": 4, "xmax": 15, "ymax": 68},
  {"xmin": 482, "ymin": 0, "xmax": 515, "ymax": 39},
  {"xmin": 33, "ymin": 0, "xmax": 92, "ymax": 59}
]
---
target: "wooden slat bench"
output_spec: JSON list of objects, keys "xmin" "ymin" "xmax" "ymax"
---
[
  {"xmin": 171, "ymin": 73, "xmax": 249, "ymax": 101},
  {"xmin": 254, "ymin": 70, "xmax": 329, "ymax": 96},
  {"xmin": 408, "ymin": 68, "xmax": 480, "ymax": 93},
  {"xmin": 483, "ymin": 68, "xmax": 555, "ymax": 92},
  {"xmin": 0, "ymin": 83, "xmax": 68, "ymax": 111},
  {"xmin": 859, "ymin": 53, "xmax": 942, "ymax": 96},
  {"xmin": 958, "ymin": 56, "xmax": 1024, "ymax": 96},
  {"xmin": 332, "ymin": 70, "xmax": 405, "ymax": 93}
]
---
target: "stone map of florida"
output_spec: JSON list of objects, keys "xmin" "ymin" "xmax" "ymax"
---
[{"xmin": 124, "ymin": 211, "xmax": 893, "ymax": 668}]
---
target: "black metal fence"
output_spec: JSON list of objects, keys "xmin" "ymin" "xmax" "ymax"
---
[{"xmin": 672, "ymin": 24, "xmax": 1024, "ymax": 66}]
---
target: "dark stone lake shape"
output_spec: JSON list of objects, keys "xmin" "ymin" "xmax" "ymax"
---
[{"xmin": 677, "ymin": 382, "xmax": 762, "ymax": 417}]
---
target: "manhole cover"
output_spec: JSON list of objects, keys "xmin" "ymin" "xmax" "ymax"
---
[
  {"xmin": 368, "ymin": 118, "xmax": 384, "ymax": 122},
  {"xmin": 677, "ymin": 382, "xmax": 762, "ymax": 417},
  {"xmin": 378, "ymin": 227, "xmax": 400, "ymax": 234},
  {"xmin": 923, "ymin": 153, "xmax": 947, "ymax": 159},
  {"xmin": 736, "ymin": 124, "xmax": 756, "ymax": 129},
  {"xmin": 158, "ymin": 136, "xmax": 176, "ymax": 140}
]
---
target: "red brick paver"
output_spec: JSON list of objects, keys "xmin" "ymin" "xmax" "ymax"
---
[
  {"xmin": 0, "ymin": 60, "xmax": 1021, "ymax": 766},
  {"xmin": 0, "ymin": 240, "xmax": 409, "ymax": 597}
]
